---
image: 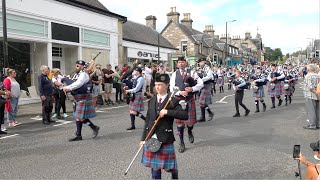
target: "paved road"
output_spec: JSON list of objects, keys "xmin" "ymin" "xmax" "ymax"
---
[{"xmin": 0, "ymin": 85, "xmax": 318, "ymax": 179}]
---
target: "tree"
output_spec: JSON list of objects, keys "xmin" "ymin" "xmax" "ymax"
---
[{"xmin": 271, "ymin": 48, "xmax": 283, "ymax": 62}]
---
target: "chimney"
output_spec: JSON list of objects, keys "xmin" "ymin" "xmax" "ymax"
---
[
  {"xmin": 166, "ymin": 6, "xmax": 180, "ymax": 23},
  {"xmin": 203, "ymin": 25, "xmax": 215, "ymax": 37},
  {"xmin": 213, "ymin": 35, "xmax": 219, "ymax": 39},
  {"xmin": 145, "ymin": 15, "xmax": 157, "ymax": 30},
  {"xmin": 180, "ymin": 13, "xmax": 193, "ymax": 30},
  {"xmin": 245, "ymin": 32, "xmax": 251, "ymax": 40}
]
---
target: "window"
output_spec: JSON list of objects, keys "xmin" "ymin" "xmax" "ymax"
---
[
  {"xmin": 52, "ymin": 22, "xmax": 79, "ymax": 43},
  {"xmin": 199, "ymin": 43, "xmax": 203, "ymax": 54},
  {"xmin": 52, "ymin": 47, "xmax": 62, "ymax": 57},
  {"xmin": 181, "ymin": 41, "xmax": 188, "ymax": 53}
]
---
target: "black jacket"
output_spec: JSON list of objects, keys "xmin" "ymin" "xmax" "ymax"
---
[{"xmin": 141, "ymin": 95, "xmax": 188, "ymax": 144}]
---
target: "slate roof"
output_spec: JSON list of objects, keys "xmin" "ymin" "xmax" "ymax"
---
[
  {"xmin": 123, "ymin": 21, "xmax": 176, "ymax": 49},
  {"xmin": 54, "ymin": 0, "xmax": 126, "ymax": 21}
]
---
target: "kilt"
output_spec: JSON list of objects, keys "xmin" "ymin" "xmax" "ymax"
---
[
  {"xmin": 175, "ymin": 96, "xmax": 196, "ymax": 126},
  {"xmin": 73, "ymin": 93, "xmax": 96, "ymax": 119},
  {"xmin": 141, "ymin": 143, "xmax": 177, "ymax": 170},
  {"xmin": 253, "ymin": 86, "xmax": 265, "ymax": 98},
  {"xmin": 217, "ymin": 77, "xmax": 224, "ymax": 86},
  {"xmin": 283, "ymin": 83, "xmax": 293, "ymax": 95},
  {"xmin": 267, "ymin": 81, "xmax": 282, "ymax": 96},
  {"xmin": 199, "ymin": 84, "xmax": 212, "ymax": 105},
  {"xmin": 129, "ymin": 92, "xmax": 144, "ymax": 112}
]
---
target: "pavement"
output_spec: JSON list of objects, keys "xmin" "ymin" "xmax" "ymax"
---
[{"xmin": 0, "ymin": 83, "xmax": 319, "ymax": 179}]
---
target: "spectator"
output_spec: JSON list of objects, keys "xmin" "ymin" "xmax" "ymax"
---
[
  {"xmin": 114, "ymin": 66, "xmax": 123, "ymax": 103},
  {"xmin": 303, "ymin": 64, "xmax": 320, "ymax": 130},
  {"xmin": 295, "ymin": 140, "xmax": 320, "ymax": 180},
  {"xmin": 90, "ymin": 64, "xmax": 103, "ymax": 107},
  {"xmin": 3, "ymin": 69, "xmax": 21, "ymax": 127},
  {"xmin": 102, "ymin": 64, "xmax": 115, "ymax": 105},
  {"xmin": 38, "ymin": 65, "xmax": 54, "ymax": 125},
  {"xmin": 51, "ymin": 68, "xmax": 67, "ymax": 119}
]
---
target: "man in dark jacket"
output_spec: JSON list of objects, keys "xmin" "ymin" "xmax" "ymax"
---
[{"xmin": 140, "ymin": 73, "xmax": 188, "ymax": 179}]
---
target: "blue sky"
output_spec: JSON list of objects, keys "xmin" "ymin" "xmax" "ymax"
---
[{"xmin": 101, "ymin": 0, "xmax": 319, "ymax": 54}]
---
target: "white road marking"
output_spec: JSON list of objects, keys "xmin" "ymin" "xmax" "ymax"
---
[
  {"xmin": 0, "ymin": 134, "xmax": 19, "ymax": 140},
  {"xmin": 53, "ymin": 120, "xmax": 73, "ymax": 127},
  {"xmin": 30, "ymin": 115, "xmax": 42, "ymax": 121},
  {"xmin": 98, "ymin": 105, "xmax": 127, "ymax": 111},
  {"xmin": 216, "ymin": 94, "xmax": 234, "ymax": 103}
]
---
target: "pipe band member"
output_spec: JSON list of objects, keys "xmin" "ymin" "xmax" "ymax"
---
[
  {"xmin": 125, "ymin": 67, "xmax": 146, "ymax": 130},
  {"xmin": 252, "ymin": 66, "xmax": 267, "ymax": 112},
  {"xmin": 232, "ymin": 70, "xmax": 250, "ymax": 117},
  {"xmin": 217, "ymin": 66, "xmax": 224, "ymax": 93},
  {"xmin": 63, "ymin": 60, "xmax": 100, "ymax": 142},
  {"xmin": 197, "ymin": 58, "xmax": 214, "ymax": 122},
  {"xmin": 141, "ymin": 73, "xmax": 188, "ymax": 179},
  {"xmin": 170, "ymin": 56, "xmax": 203, "ymax": 153},
  {"xmin": 267, "ymin": 64, "xmax": 285, "ymax": 109},
  {"xmin": 283, "ymin": 66, "xmax": 295, "ymax": 106}
]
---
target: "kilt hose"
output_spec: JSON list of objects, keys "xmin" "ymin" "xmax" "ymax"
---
[
  {"xmin": 129, "ymin": 92, "xmax": 144, "ymax": 112},
  {"xmin": 253, "ymin": 86, "xmax": 265, "ymax": 98},
  {"xmin": 267, "ymin": 81, "xmax": 282, "ymax": 96},
  {"xmin": 175, "ymin": 96, "xmax": 196, "ymax": 126},
  {"xmin": 217, "ymin": 77, "xmax": 224, "ymax": 86},
  {"xmin": 73, "ymin": 93, "xmax": 96, "ymax": 119},
  {"xmin": 141, "ymin": 143, "xmax": 177, "ymax": 170},
  {"xmin": 199, "ymin": 84, "xmax": 212, "ymax": 106},
  {"xmin": 283, "ymin": 83, "xmax": 293, "ymax": 95}
]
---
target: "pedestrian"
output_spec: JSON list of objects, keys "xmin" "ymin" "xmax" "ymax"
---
[
  {"xmin": 251, "ymin": 66, "xmax": 267, "ymax": 112},
  {"xmin": 303, "ymin": 64, "xmax": 319, "ymax": 130},
  {"xmin": 197, "ymin": 58, "xmax": 214, "ymax": 122},
  {"xmin": 51, "ymin": 68, "xmax": 67, "ymax": 119},
  {"xmin": 0, "ymin": 83, "xmax": 9, "ymax": 134},
  {"xmin": 38, "ymin": 65, "xmax": 54, "ymax": 125},
  {"xmin": 102, "ymin": 64, "xmax": 115, "ymax": 105},
  {"xmin": 267, "ymin": 64, "xmax": 284, "ymax": 109},
  {"xmin": 125, "ymin": 67, "xmax": 146, "ymax": 130},
  {"xmin": 140, "ymin": 73, "xmax": 188, "ymax": 179},
  {"xmin": 114, "ymin": 65, "xmax": 123, "ymax": 103},
  {"xmin": 169, "ymin": 56, "xmax": 203, "ymax": 153},
  {"xmin": 3, "ymin": 69, "xmax": 21, "ymax": 126},
  {"xmin": 232, "ymin": 70, "xmax": 250, "ymax": 117},
  {"xmin": 63, "ymin": 60, "xmax": 100, "ymax": 141},
  {"xmin": 90, "ymin": 64, "xmax": 103, "ymax": 107}
]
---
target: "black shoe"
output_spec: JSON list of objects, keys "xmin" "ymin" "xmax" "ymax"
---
[
  {"xmin": 108, "ymin": 99, "xmax": 114, "ymax": 105},
  {"xmin": 285, "ymin": 102, "xmax": 288, "ymax": 106},
  {"xmin": 245, "ymin": 110, "xmax": 250, "ymax": 116},
  {"xmin": 303, "ymin": 125, "xmax": 317, "ymax": 130},
  {"xmin": 263, "ymin": 104, "xmax": 267, "ymax": 111},
  {"xmin": 197, "ymin": 118, "xmax": 205, "ymax": 122},
  {"xmin": 233, "ymin": 113, "xmax": 240, "ymax": 117},
  {"xmin": 208, "ymin": 112, "xmax": 214, "ymax": 121},
  {"xmin": 188, "ymin": 131, "xmax": 194, "ymax": 143},
  {"xmin": 278, "ymin": 99, "xmax": 283, "ymax": 106},
  {"xmin": 42, "ymin": 121, "xmax": 51, "ymax": 125},
  {"xmin": 48, "ymin": 120, "xmax": 56, "ymax": 123},
  {"xmin": 0, "ymin": 130, "xmax": 7, "ymax": 135},
  {"xmin": 126, "ymin": 126, "xmax": 136, "ymax": 130},
  {"xmin": 120, "ymin": 99, "xmax": 124, "ymax": 102},
  {"xmin": 270, "ymin": 105, "xmax": 275, "ymax": 109},
  {"xmin": 178, "ymin": 142, "xmax": 185, "ymax": 153},
  {"xmin": 56, "ymin": 115, "xmax": 64, "ymax": 120},
  {"xmin": 255, "ymin": 109, "xmax": 260, "ymax": 113},
  {"xmin": 69, "ymin": 136, "xmax": 83, "ymax": 141},
  {"xmin": 93, "ymin": 126, "xmax": 100, "ymax": 138}
]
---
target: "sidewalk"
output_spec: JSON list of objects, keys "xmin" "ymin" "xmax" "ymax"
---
[{"xmin": 16, "ymin": 94, "xmax": 120, "ymax": 118}]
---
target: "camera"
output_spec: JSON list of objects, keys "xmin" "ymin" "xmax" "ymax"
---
[{"xmin": 293, "ymin": 145, "xmax": 300, "ymax": 158}]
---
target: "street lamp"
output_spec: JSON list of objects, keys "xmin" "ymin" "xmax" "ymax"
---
[{"xmin": 225, "ymin": 19, "xmax": 236, "ymax": 65}]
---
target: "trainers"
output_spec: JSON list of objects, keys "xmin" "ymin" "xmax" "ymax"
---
[
  {"xmin": 52, "ymin": 113, "xmax": 57, "ymax": 118},
  {"xmin": 63, "ymin": 113, "xmax": 69, "ymax": 118},
  {"xmin": 1, "ymin": 126, "xmax": 7, "ymax": 131},
  {"xmin": 14, "ymin": 121, "xmax": 21, "ymax": 125},
  {"xmin": 9, "ymin": 122, "xmax": 18, "ymax": 127}
]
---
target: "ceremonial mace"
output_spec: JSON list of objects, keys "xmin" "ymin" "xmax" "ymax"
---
[{"xmin": 124, "ymin": 86, "xmax": 180, "ymax": 175}]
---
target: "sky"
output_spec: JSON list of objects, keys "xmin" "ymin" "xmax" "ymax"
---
[{"xmin": 100, "ymin": 0, "xmax": 320, "ymax": 54}]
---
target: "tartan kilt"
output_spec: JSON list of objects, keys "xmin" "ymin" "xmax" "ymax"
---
[
  {"xmin": 129, "ymin": 92, "xmax": 144, "ymax": 112},
  {"xmin": 253, "ymin": 86, "xmax": 265, "ymax": 98},
  {"xmin": 73, "ymin": 93, "xmax": 96, "ymax": 119},
  {"xmin": 283, "ymin": 83, "xmax": 293, "ymax": 95},
  {"xmin": 217, "ymin": 77, "xmax": 224, "ymax": 86},
  {"xmin": 199, "ymin": 84, "xmax": 212, "ymax": 105},
  {"xmin": 141, "ymin": 143, "xmax": 177, "ymax": 170},
  {"xmin": 267, "ymin": 81, "xmax": 282, "ymax": 96},
  {"xmin": 175, "ymin": 96, "xmax": 196, "ymax": 126}
]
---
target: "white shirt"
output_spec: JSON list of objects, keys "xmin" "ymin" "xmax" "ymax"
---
[
  {"xmin": 144, "ymin": 66, "xmax": 152, "ymax": 79},
  {"xmin": 52, "ymin": 75, "xmax": 64, "ymax": 90},
  {"xmin": 66, "ymin": 71, "xmax": 90, "ymax": 91},
  {"xmin": 170, "ymin": 68, "xmax": 204, "ymax": 95},
  {"xmin": 157, "ymin": 94, "xmax": 168, "ymax": 105}
]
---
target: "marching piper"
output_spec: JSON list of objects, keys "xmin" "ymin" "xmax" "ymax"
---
[
  {"xmin": 197, "ymin": 58, "xmax": 214, "ymax": 122},
  {"xmin": 283, "ymin": 66, "xmax": 295, "ymax": 106},
  {"xmin": 226, "ymin": 68, "xmax": 234, "ymax": 90},
  {"xmin": 63, "ymin": 60, "xmax": 100, "ymax": 141},
  {"xmin": 251, "ymin": 66, "xmax": 267, "ymax": 112},
  {"xmin": 125, "ymin": 67, "xmax": 147, "ymax": 130},
  {"xmin": 140, "ymin": 73, "xmax": 188, "ymax": 179},
  {"xmin": 170, "ymin": 56, "xmax": 203, "ymax": 153},
  {"xmin": 217, "ymin": 66, "xmax": 224, "ymax": 93},
  {"xmin": 267, "ymin": 64, "xmax": 285, "ymax": 109}
]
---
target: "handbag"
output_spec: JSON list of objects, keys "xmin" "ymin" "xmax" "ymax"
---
[{"xmin": 0, "ymin": 97, "xmax": 7, "ymax": 105}]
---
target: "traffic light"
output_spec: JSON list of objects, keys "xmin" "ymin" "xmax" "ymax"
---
[{"xmin": 316, "ymin": 50, "xmax": 320, "ymax": 58}]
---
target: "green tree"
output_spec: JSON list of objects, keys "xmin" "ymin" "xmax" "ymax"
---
[{"xmin": 271, "ymin": 48, "xmax": 283, "ymax": 62}]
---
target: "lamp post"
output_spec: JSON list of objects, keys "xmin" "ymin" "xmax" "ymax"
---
[
  {"xmin": 225, "ymin": 19, "xmax": 236, "ymax": 65},
  {"xmin": 2, "ymin": 0, "xmax": 8, "ymax": 80}
]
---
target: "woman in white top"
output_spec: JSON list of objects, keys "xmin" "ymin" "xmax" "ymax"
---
[
  {"xmin": 3, "ymin": 69, "xmax": 21, "ymax": 127},
  {"xmin": 51, "ymin": 68, "xmax": 68, "ymax": 119}
]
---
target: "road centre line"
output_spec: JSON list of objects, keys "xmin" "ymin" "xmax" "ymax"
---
[{"xmin": 0, "ymin": 134, "xmax": 19, "ymax": 140}]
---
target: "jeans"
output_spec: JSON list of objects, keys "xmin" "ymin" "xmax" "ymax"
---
[
  {"xmin": 7, "ymin": 97, "xmax": 19, "ymax": 122},
  {"xmin": 305, "ymin": 98, "xmax": 320, "ymax": 127}
]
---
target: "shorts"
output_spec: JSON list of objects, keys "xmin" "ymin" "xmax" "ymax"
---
[{"xmin": 104, "ymin": 83, "xmax": 113, "ymax": 93}]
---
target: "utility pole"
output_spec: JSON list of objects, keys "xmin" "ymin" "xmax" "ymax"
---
[{"xmin": 2, "ymin": 0, "xmax": 8, "ymax": 80}]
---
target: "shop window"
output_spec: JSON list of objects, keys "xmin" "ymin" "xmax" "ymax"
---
[{"xmin": 52, "ymin": 22, "xmax": 79, "ymax": 43}]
